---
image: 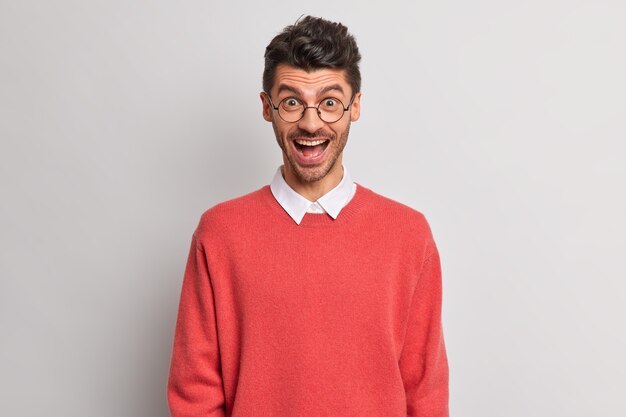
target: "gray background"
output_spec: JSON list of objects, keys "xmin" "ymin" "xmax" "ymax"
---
[{"xmin": 1, "ymin": 1, "xmax": 625, "ymax": 416}]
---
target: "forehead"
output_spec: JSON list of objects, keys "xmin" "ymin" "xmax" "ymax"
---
[{"xmin": 272, "ymin": 64, "xmax": 350, "ymax": 96}]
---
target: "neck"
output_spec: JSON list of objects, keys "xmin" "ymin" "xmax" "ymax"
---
[{"xmin": 282, "ymin": 163, "xmax": 344, "ymax": 202}]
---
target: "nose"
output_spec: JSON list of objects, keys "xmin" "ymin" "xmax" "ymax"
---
[{"xmin": 297, "ymin": 106, "xmax": 325, "ymax": 133}]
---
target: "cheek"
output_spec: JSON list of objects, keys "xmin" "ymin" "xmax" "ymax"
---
[
  {"xmin": 272, "ymin": 122, "xmax": 290, "ymax": 145},
  {"xmin": 332, "ymin": 122, "xmax": 350, "ymax": 139}
]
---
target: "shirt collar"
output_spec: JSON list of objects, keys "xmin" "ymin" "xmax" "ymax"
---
[{"xmin": 270, "ymin": 165, "xmax": 355, "ymax": 224}]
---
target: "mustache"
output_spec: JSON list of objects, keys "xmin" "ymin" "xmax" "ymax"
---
[{"xmin": 288, "ymin": 129, "xmax": 335, "ymax": 141}]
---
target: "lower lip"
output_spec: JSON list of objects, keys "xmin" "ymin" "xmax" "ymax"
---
[{"xmin": 291, "ymin": 140, "xmax": 329, "ymax": 166}]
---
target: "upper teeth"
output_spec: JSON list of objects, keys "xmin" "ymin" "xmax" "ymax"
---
[{"xmin": 295, "ymin": 139, "xmax": 326, "ymax": 146}]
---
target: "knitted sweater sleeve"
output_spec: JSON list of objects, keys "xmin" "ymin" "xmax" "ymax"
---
[
  {"xmin": 399, "ymin": 239, "xmax": 449, "ymax": 417},
  {"xmin": 167, "ymin": 233, "xmax": 226, "ymax": 417}
]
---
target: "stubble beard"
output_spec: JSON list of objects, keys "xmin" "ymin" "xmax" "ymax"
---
[{"xmin": 273, "ymin": 122, "xmax": 350, "ymax": 183}]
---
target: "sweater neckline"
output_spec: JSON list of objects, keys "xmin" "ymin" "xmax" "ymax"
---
[{"xmin": 262, "ymin": 183, "xmax": 371, "ymax": 228}]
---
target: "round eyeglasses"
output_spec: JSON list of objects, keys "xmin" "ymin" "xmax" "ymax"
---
[{"xmin": 266, "ymin": 94, "xmax": 355, "ymax": 124}]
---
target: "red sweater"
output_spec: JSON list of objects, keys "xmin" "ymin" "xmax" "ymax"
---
[{"xmin": 168, "ymin": 185, "xmax": 449, "ymax": 417}]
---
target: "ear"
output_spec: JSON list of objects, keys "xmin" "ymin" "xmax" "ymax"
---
[
  {"xmin": 260, "ymin": 92, "xmax": 274, "ymax": 122},
  {"xmin": 350, "ymin": 92, "xmax": 361, "ymax": 122}
]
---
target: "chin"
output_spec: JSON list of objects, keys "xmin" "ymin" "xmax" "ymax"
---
[{"xmin": 288, "ymin": 158, "xmax": 339, "ymax": 183}]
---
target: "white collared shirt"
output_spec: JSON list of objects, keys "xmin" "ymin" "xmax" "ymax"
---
[{"xmin": 270, "ymin": 166, "xmax": 357, "ymax": 225}]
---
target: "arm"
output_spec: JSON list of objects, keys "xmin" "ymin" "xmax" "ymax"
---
[
  {"xmin": 168, "ymin": 233, "xmax": 226, "ymax": 417},
  {"xmin": 399, "ymin": 240, "xmax": 449, "ymax": 417}
]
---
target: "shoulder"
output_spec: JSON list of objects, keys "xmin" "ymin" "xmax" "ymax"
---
[
  {"xmin": 357, "ymin": 184, "xmax": 431, "ymax": 225},
  {"xmin": 356, "ymin": 184, "xmax": 435, "ymax": 240},
  {"xmin": 193, "ymin": 185, "xmax": 271, "ymax": 239}
]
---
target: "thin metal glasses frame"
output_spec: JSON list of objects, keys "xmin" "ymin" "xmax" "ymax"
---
[{"xmin": 265, "ymin": 93, "xmax": 355, "ymax": 124}]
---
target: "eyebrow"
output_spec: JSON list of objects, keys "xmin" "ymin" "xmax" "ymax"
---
[
  {"xmin": 276, "ymin": 83, "xmax": 345, "ymax": 98},
  {"xmin": 319, "ymin": 84, "xmax": 345, "ymax": 96}
]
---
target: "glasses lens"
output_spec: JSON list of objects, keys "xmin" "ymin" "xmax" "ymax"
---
[
  {"xmin": 318, "ymin": 98, "xmax": 345, "ymax": 123},
  {"xmin": 278, "ymin": 98, "xmax": 305, "ymax": 122}
]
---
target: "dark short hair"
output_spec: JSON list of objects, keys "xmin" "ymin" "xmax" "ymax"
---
[{"xmin": 263, "ymin": 16, "xmax": 362, "ymax": 96}]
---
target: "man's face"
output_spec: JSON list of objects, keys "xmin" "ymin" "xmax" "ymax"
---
[{"xmin": 261, "ymin": 64, "xmax": 361, "ymax": 186}]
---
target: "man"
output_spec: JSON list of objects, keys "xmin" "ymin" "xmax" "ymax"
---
[{"xmin": 168, "ymin": 16, "xmax": 449, "ymax": 417}]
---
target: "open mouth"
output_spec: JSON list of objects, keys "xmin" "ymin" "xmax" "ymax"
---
[{"xmin": 293, "ymin": 139, "xmax": 330, "ymax": 159}]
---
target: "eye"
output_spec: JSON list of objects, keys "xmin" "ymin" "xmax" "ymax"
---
[
  {"xmin": 282, "ymin": 97, "xmax": 302, "ymax": 108},
  {"xmin": 321, "ymin": 98, "xmax": 339, "ymax": 108}
]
